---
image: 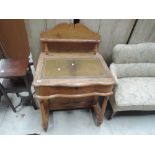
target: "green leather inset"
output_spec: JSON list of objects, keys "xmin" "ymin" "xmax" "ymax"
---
[{"xmin": 41, "ymin": 58, "xmax": 106, "ymax": 79}]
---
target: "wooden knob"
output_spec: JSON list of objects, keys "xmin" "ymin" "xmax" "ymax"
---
[{"xmin": 44, "ymin": 43, "xmax": 48, "ymax": 55}]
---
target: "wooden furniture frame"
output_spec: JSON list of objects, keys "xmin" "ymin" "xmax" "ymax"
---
[
  {"xmin": 33, "ymin": 23, "xmax": 115, "ymax": 131},
  {"xmin": 0, "ymin": 20, "xmax": 38, "ymax": 111},
  {"xmin": 0, "ymin": 19, "xmax": 29, "ymax": 59},
  {"xmin": 0, "ymin": 58, "xmax": 38, "ymax": 112}
]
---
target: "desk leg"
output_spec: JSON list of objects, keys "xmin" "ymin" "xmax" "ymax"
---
[
  {"xmin": 40, "ymin": 100, "xmax": 49, "ymax": 131},
  {"xmin": 93, "ymin": 96, "xmax": 108, "ymax": 126}
]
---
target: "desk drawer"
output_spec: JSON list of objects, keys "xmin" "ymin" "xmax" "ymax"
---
[
  {"xmin": 48, "ymin": 96, "xmax": 97, "ymax": 110},
  {"xmin": 35, "ymin": 85, "xmax": 113, "ymax": 96}
]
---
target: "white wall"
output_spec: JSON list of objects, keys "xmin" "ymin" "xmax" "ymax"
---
[{"xmin": 25, "ymin": 19, "xmax": 155, "ymax": 66}]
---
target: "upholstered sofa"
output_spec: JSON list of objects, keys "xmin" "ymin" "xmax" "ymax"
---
[{"xmin": 108, "ymin": 43, "xmax": 155, "ymax": 119}]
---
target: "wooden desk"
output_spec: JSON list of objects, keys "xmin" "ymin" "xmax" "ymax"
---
[
  {"xmin": 34, "ymin": 52, "xmax": 114, "ymax": 131},
  {"xmin": 33, "ymin": 23, "xmax": 115, "ymax": 131}
]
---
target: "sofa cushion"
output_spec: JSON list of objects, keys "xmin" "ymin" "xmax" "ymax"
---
[
  {"xmin": 110, "ymin": 63, "xmax": 155, "ymax": 78},
  {"xmin": 110, "ymin": 77, "xmax": 155, "ymax": 111},
  {"xmin": 113, "ymin": 43, "xmax": 155, "ymax": 64}
]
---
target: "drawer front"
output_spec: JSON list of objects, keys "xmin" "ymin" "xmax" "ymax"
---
[
  {"xmin": 35, "ymin": 85, "xmax": 113, "ymax": 96},
  {"xmin": 48, "ymin": 96, "xmax": 97, "ymax": 110}
]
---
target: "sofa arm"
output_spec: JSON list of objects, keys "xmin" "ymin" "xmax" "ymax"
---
[{"xmin": 110, "ymin": 63, "xmax": 118, "ymax": 84}]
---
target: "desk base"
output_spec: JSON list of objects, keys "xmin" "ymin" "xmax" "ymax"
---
[{"xmin": 39, "ymin": 96, "xmax": 109, "ymax": 131}]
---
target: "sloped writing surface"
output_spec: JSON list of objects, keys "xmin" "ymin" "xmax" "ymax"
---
[{"xmin": 41, "ymin": 57, "xmax": 110, "ymax": 79}]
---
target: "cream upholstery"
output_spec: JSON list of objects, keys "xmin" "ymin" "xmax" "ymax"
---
[
  {"xmin": 110, "ymin": 78, "xmax": 155, "ymax": 111},
  {"xmin": 113, "ymin": 43, "xmax": 155, "ymax": 63},
  {"xmin": 109, "ymin": 43, "xmax": 155, "ymax": 113},
  {"xmin": 110, "ymin": 63, "xmax": 155, "ymax": 78}
]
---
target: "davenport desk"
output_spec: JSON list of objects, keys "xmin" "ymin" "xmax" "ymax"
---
[{"xmin": 33, "ymin": 23, "xmax": 115, "ymax": 131}]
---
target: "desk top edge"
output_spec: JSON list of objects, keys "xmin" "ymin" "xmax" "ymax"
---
[{"xmin": 33, "ymin": 53, "xmax": 115, "ymax": 87}]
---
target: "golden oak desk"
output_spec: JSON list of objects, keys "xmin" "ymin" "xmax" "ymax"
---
[{"xmin": 33, "ymin": 23, "xmax": 115, "ymax": 131}]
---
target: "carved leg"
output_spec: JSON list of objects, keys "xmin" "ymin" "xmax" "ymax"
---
[
  {"xmin": 98, "ymin": 96, "xmax": 109, "ymax": 125},
  {"xmin": 92, "ymin": 104, "xmax": 101, "ymax": 126},
  {"xmin": 40, "ymin": 100, "xmax": 49, "ymax": 131},
  {"xmin": 93, "ymin": 96, "xmax": 109, "ymax": 126},
  {"xmin": 92, "ymin": 96, "xmax": 101, "ymax": 126}
]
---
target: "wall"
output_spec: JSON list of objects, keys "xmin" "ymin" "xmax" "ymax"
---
[
  {"xmin": 25, "ymin": 19, "xmax": 72, "ymax": 66},
  {"xmin": 25, "ymin": 19, "xmax": 155, "ymax": 67}
]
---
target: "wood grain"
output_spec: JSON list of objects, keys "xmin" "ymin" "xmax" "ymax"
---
[
  {"xmin": 40, "ymin": 100, "xmax": 49, "ymax": 131},
  {"xmin": 0, "ymin": 58, "xmax": 28, "ymax": 78},
  {"xmin": 40, "ymin": 23, "xmax": 100, "ymax": 42},
  {"xmin": 0, "ymin": 19, "xmax": 29, "ymax": 59},
  {"xmin": 48, "ymin": 96, "xmax": 96, "ymax": 110}
]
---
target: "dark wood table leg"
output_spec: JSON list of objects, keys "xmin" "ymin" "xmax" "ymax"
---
[
  {"xmin": 40, "ymin": 100, "xmax": 49, "ymax": 131},
  {"xmin": 0, "ymin": 84, "xmax": 16, "ymax": 112},
  {"xmin": 92, "ymin": 96, "xmax": 109, "ymax": 126},
  {"xmin": 23, "ymin": 75, "xmax": 38, "ymax": 109},
  {"xmin": 4, "ymin": 93, "xmax": 16, "ymax": 112}
]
